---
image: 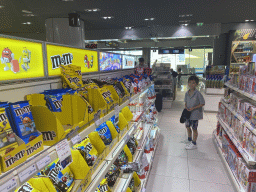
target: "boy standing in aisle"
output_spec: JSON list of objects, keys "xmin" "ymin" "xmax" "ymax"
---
[{"xmin": 184, "ymin": 75, "xmax": 205, "ymax": 150}]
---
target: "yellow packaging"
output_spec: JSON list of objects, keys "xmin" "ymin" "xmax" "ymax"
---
[
  {"xmin": 123, "ymin": 145, "xmax": 133, "ymax": 162},
  {"xmin": 106, "ymin": 121, "xmax": 118, "ymax": 139},
  {"xmin": 15, "ymin": 181, "xmax": 40, "ymax": 192},
  {"xmin": 0, "ymin": 134, "xmax": 27, "ymax": 172},
  {"xmin": 118, "ymin": 112, "xmax": 128, "ymax": 130},
  {"xmin": 73, "ymin": 138, "xmax": 98, "ymax": 166},
  {"xmin": 121, "ymin": 106, "xmax": 133, "ymax": 122},
  {"xmin": 88, "ymin": 131, "xmax": 106, "ymax": 154},
  {"xmin": 96, "ymin": 178, "xmax": 112, "ymax": 192},
  {"xmin": 25, "ymin": 131, "xmax": 44, "ymax": 158},
  {"xmin": 126, "ymin": 187, "xmax": 132, "ymax": 192},
  {"xmin": 39, "ymin": 159, "xmax": 74, "ymax": 192},
  {"xmin": 133, "ymin": 172, "xmax": 141, "ymax": 187}
]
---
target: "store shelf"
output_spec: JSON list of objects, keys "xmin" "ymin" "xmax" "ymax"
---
[
  {"xmin": 234, "ymin": 52, "xmax": 254, "ymax": 54},
  {"xmin": 217, "ymin": 115, "xmax": 256, "ymax": 166},
  {"xmin": 140, "ymin": 129, "xmax": 160, "ymax": 192},
  {"xmin": 84, "ymin": 122, "xmax": 139, "ymax": 192},
  {"xmin": 225, "ymin": 83, "xmax": 256, "ymax": 101},
  {"xmin": 213, "ymin": 131, "xmax": 244, "ymax": 192},
  {"xmin": 0, "ymin": 83, "xmax": 154, "ymax": 191},
  {"xmin": 221, "ymin": 100, "xmax": 256, "ymax": 135},
  {"xmin": 230, "ymin": 63, "xmax": 247, "ymax": 65}
]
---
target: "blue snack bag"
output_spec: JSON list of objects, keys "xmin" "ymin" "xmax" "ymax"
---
[
  {"xmin": 44, "ymin": 94, "xmax": 63, "ymax": 112},
  {"xmin": 7, "ymin": 101, "xmax": 39, "ymax": 144},
  {"xmin": 96, "ymin": 122, "xmax": 112, "ymax": 145},
  {"xmin": 110, "ymin": 115, "xmax": 120, "ymax": 133}
]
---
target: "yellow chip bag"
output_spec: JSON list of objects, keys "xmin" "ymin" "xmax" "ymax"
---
[{"xmin": 96, "ymin": 178, "xmax": 112, "ymax": 192}]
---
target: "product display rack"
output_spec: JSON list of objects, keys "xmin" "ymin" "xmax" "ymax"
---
[
  {"xmin": 213, "ymin": 131, "xmax": 243, "ymax": 192},
  {"xmin": 213, "ymin": 75, "xmax": 256, "ymax": 191},
  {"xmin": 153, "ymin": 63, "xmax": 174, "ymax": 101},
  {"xmin": 0, "ymin": 83, "xmax": 155, "ymax": 192}
]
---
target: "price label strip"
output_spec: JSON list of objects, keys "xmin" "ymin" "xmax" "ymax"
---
[
  {"xmin": 36, "ymin": 155, "xmax": 52, "ymax": 170},
  {"xmin": 18, "ymin": 164, "xmax": 37, "ymax": 183},
  {"xmin": 71, "ymin": 134, "xmax": 82, "ymax": 145},
  {"xmin": 56, "ymin": 139, "xmax": 72, "ymax": 169},
  {"xmin": 0, "ymin": 177, "xmax": 17, "ymax": 192}
]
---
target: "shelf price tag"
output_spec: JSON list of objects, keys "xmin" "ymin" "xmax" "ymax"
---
[
  {"xmin": 56, "ymin": 139, "xmax": 72, "ymax": 169},
  {"xmin": 71, "ymin": 134, "xmax": 82, "ymax": 145},
  {"xmin": 18, "ymin": 164, "xmax": 37, "ymax": 183},
  {"xmin": 36, "ymin": 155, "xmax": 52, "ymax": 170},
  {"xmin": 0, "ymin": 177, "xmax": 17, "ymax": 192}
]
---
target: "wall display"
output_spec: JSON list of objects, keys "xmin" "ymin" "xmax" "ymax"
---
[
  {"xmin": 122, "ymin": 55, "xmax": 135, "ymax": 69},
  {"xmin": 0, "ymin": 37, "xmax": 44, "ymax": 81},
  {"xmin": 47, "ymin": 44, "xmax": 98, "ymax": 76},
  {"xmin": 99, "ymin": 52, "xmax": 122, "ymax": 71}
]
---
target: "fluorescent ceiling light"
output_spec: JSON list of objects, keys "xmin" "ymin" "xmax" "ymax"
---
[
  {"xmin": 144, "ymin": 18, "xmax": 149, "ymax": 20},
  {"xmin": 245, "ymin": 20, "xmax": 249, "ymax": 22},
  {"xmin": 85, "ymin": 8, "xmax": 100, "ymax": 12},
  {"xmin": 251, "ymin": 20, "xmax": 254, "ymax": 21},
  {"xmin": 22, "ymin": 10, "xmax": 32, "ymax": 13},
  {"xmin": 150, "ymin": 18, "xmax": 155, "ymax": 20},
  {"xmin": 108, "ymin": 17, "xmax": 111, "ymax": 19},
  {"xmin": 22, "ymin": 22, "xmax": 32, "ymax": 25},
  {"xmin": 27, "ymin": 22, "xmax": 31, "ymax": 24},
  {"xmin": 184, "ymin": 24, "xmax": 188, "ymax": 26}
]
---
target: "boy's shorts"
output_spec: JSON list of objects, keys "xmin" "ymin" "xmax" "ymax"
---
[{"xmin": 185, "ymin": 120, "xmax": 198, "ymax": 130}]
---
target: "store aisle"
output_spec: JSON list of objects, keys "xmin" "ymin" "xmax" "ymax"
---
[{"xmin": 146, "ymin": 90, "xmax": 235, "ymax": 192}]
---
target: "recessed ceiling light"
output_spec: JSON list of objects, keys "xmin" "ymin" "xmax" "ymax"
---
[
  {"xmin": 179, "ymin": 15, "xmax": 185, "ymax": 17},
  {"xmin": 85, "ymin": 8, "xmax": 100, "ymax": 12},
  {"xmin": 251, "ymin": 20, "xmax": 254, "ymax": 21},
  {"xmin": 245, "ymin": 20, "xmax": 249, "ymax": 22},
  {"xmin": 144, "ymin": 18, "xmax": 149, "ymax": 21},
  {"xmin": 22, "ymin": 22, "xmax": 27, "ymax": 24},
  {"xmin": 22, "ymin": 10, "xmax": 32, "ymax": 13},
  {"xmin": 184, "ymin": 23, "xmax": 188, "ymax": 26},
  {"xmin": 150, "ymin": 18, "xmax": 155, "ymax": 20},
  {"xmin": 102, "ymin": 16, "xmax": 113, "ymax": 19},
  {"xmin": 23, "ymin": 14, "xmax": 35, "ymax": 17},
  {"xmin": 26, "ymin": 22, "xmax": 31, "ymax": 24}
]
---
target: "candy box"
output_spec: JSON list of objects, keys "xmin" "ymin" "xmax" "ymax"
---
[
  {"xmin": 218, "ymin": 102, "xmax": 226, "ymax": 120},
  {"xmin": 239, "ymin": 75, "xmax": 245, "ymax": 91},
  {"xmin": 236, "ymin": 157, "xmax": 243, "ymax": 182},
  {"xmin": 245, "ymin": 102, "xmax": 253, "ymax": 121},
  {"xmin": 6, "ymin": 101, "xmax": 39, "ymax": 144},
  {"xmin": 237, "ymin": 99, "xmax": 246, "ymax": 117},
  {"xmin": 234, "ymin": 119, "xmax": 242, "ymax": 140},
  {"xmin": 237, "ymin": 122, "xmax": 245, "ymax": 145},
  {"xmin": 245, "ymin": 76, "xmax": 251, "ymax": 93},
  {"xmin": 246, "ymin": 130, "xmax": 256, "ymax": 161},
  {"xmin": 231, "ymin": 114, "xmax": 237, "ymax": 131},
  {"xmin": 0, "ymin": 107, "xmax": 18, "ymax": 154},
  {"xmin": 227, "ymin": 145, "xmax": 237, "ymax": 171},
  {"xmin": 225, "ymin": 109, "xmax": 232, "ymax": 126},
  {"xmin": 239, "ymin": 161, "xmax": 256, "ymax": 192},
  {"xmin": 251, "ymin": 106, "xmax": 256, "ymax": 128},
  {"xmin": 0, "ymin": 133, "xmax": 27, "ymax": 172},
  {"xmin": 224, "ymin": 88, "xmax": 230, "ymax": 103},
  {"xmin": 251, "ymin": 77, "xmax": 256, "ymax": 95}
]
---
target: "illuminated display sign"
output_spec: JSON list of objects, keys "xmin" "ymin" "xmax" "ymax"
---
[
  {"xmin": 122, "ymin": 55, "xmax": 135, "ymax": 69},
  {"xmin": 47, "ymin": 44, "xmax": 98, "ymax": 76},
  {"xmin": 99, "ymin": 52, "xmax": 122, "ymax": 71},
  {"xmin": 0, "ymin": 37, "xmax": 44, "ymax": 81}
]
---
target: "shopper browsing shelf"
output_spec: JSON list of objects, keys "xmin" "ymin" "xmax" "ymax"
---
[{"xmin": 184, "ymin": 75, "xmax": 205, "ymax": 150}]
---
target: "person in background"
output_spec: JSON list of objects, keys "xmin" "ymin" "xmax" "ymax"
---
[
  {"xmin": 177, "ymin": 68, "xmax": 182, "ymax": 88},
  {"xmin": 184, "ymin": 75, "xmax": 205, "ymax": 150}
]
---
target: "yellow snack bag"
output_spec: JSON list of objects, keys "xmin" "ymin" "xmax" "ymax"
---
[
  {"xmin": 123, "ymin": 145, "xmax": 133, "ymax": 162},
  {"xmin": 126, "ymin": 187, "xmax": 132, "ymax": 192},
  {"xmin": 118, "ymin": 113, "xmax": 128, "ymax": 130},
  {"xmin": 88, "ymin": 131, "xmax": 106, "ymax": 154},
  {"xmin": 73, "ymin": 138, "xmax": 98, "ymax": 166}
]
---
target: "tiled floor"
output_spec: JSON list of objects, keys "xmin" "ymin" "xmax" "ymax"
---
[{"xmin": 146, "ymin": 89, "xmax": 235, "ymax": 192}]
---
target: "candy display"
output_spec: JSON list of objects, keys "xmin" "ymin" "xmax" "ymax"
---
[
  {"xmin": 96, "ymin": 122, "xmax": 113, "ymax": 145},
  {"xmin": 105, "ymin": 164, "xmax": 120, "ymax": 187},
  {"xmin": 38, "ymin": 159, "xmax": 74, "ymax": 192},
  {"xmin": 73, "ymin": 138, "xmax": 98, "ymax": 166},
  {"xmin": 6, "ymin": 101, "xmax": 39, "ymax": 144}
]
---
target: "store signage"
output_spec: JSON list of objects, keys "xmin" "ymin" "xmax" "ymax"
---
[
  {"xmin": 0, "ymin": 37, "xmax": 44, "ymax": 81},
  {"xmin": 99, "ymin": 52, "xmax": 122, "ymax": 71},
  {"xmin": 85, "ymin": 44, "xmax": 97, "ymax": 49},
  {"xmin": 47, "ymin": 44, "xmax": 98, "ymax": 76},
  {"xmin": 234, "ymin": 29, "xmax": 256, "ymax": 41},
  {"xmin": 0, "ymin": 177, "xmax": 17, "ymax": 192},
  {"xmin": 18, "ymin": 164, "xmax": 37, "ymax": 182},
  {"xmin": 122, "ymin": 55, "xmax": 135, "ymax": 69},
  {"xmin": 158, "ymin": 48, "xmax": 184, "ymax": 54},
  {"xmin": 55, "ymin": 139, "xmax": 72, "ymax": 169},
  {"xmin": 36, "ymin": 155, "xmax": 52, "ymax": 170}
]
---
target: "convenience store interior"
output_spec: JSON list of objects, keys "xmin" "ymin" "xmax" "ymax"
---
[{"xmin": 1, "ymin": 0, "xmax": 256, "ymax": 192}]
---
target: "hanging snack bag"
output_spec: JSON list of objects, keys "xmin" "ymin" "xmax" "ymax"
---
[
  {"xmin": 96, "ymin": 122, "xmax": 113, "ymax": 145},
  {"xmin": 0, "ymin": 106, "xmax": 18, "ymax": 156},
  {"xmin": 73, "ymin": 138, "xmax": 98, "ymax": 166},
  {"xmin": 7, "ymin": 101, "xmax": 39, "ymax": 144},
  {"xmin": 38, "ymin": 159, "xmax": 74, "ymax": 192}
]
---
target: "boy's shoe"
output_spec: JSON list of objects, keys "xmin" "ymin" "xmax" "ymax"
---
[
  {"xmin": 185, "ymin": 142, "xmax": 197, "ymax": 150},
  {"xmin": 180, "ymin": 140, "xmax": 191, "ymax": 144}
]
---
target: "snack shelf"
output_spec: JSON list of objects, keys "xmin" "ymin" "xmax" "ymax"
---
[
  {"xmin": 225, "ymin": 83, "xmax": 256, "ymax": 101},
  {"xmin": 84, "ymin": 117, "xmax": 142, "ymax": 192},
  {"xmin": 0, "ymin": 83, "xmax": 154, "ymax": 191},
  {"xmin": 114, "ymin": 126, "xmax": 160, "ymax": 192},
  {"xmin": 221, "ymin": 100, "xmax": 256, "ymax": 135},
  {"xmin": 217, "ymin": 116, "xmax": 256, "ymax": 166},
  {"xmin": 139, "ymin": 129, "xmax": 160, "ymax": 192},
  {"xmin": 213, "ymin": 131, "xmax": 244, "ymax": 192}
]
